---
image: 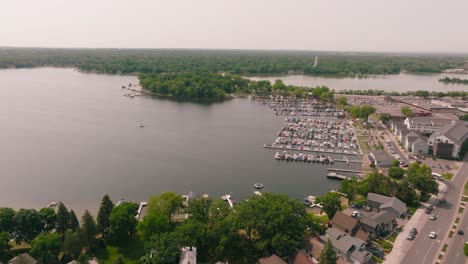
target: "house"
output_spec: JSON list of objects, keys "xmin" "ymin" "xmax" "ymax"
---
[
  {"xmin": 180, "ymin": 247, "xmax": 197, "ymax": 264},
  {"xmin": 8, "ymin": 254, "xmax": 38, "ymax": 264},
  {"xmin": 403, "ymin": 117, "xmax": 452, "ymax": 134},
  {"xmin": 367, "ymin": 193, "xmax": 407, "ymax": 217},
  {"xmin": 292, "ymin": 252, "xmax": 314, "ymax": 264},
  {"xmin": 359, "ymin": 210, "xmax": 399, "ymax": 236},
  {"xmin": 331, "ymin": 211, "xmax": 370, "ymax": 241},
  {"xmin": 369, "ymin": 150, "xmax": 393, "ymax": 167},
  {"xmin": 428, "ymin": 121, "xmax": 468, "ymax": 159},
  {"xmin": 258, "ymin": 254, "xmax": 287, "ymax": 264},
  {"xmin": 320, "ymin": 228, "xmax": 372, "ymax": 264}
]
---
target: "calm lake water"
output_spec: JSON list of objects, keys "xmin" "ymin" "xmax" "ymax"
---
[
  {"xmin": 1, "ymin": 68, "xmax": 351, "ymax": 213},
  {"xmin": 249, "ymin": 73, "xmax": 468, "ymax": 92}
]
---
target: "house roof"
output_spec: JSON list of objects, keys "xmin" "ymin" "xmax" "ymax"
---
[
  {"xmin": 331, "ymin": 211, "xmax": 359, "ymax": 233},
  {"xmin": 355, "ymin": 228, "xmax": 370, "ymax": 241},
  {"xmin": 322, "ymin": 228, "xmax": 369, "ymax": 263},
  {"xmin": 430, "ymin": 121, "xmax": 468, "ymax": 145},
  {"xmin": 367, "ymin": 193, "xmax": 407, "ymax": 215},
  {"xmin": 370, "ymin": 150, "xmax": 393, "ymax": 162},
  {"xmin": 369, "ymin": 210, "xmax": 397, "ymax": 224},
  {"xmin": 412, "ymin": 137, "xmax": 428, "ymax": 146},
  {"xmin": 258, "ymin": 255, "xmax": 287, "ymax": 264},
  {"xmin": 407, "ymin": 117, "xmax": 452, "ymax": 127},
  {"xmin": 292, "ymin": 252, "xmax": 313, "ymax": 264},
  {"xmin": 8, "ymin": 254, "xmax": 37, "ymax": 264},
  {"xmin": 309, "ymin": 239, "xmax": 324, "ymax": 260}
]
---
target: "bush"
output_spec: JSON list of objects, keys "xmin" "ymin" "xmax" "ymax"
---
[{"xmin": 464, "ymin": 243, "xmax": 468, "ymax": 256}]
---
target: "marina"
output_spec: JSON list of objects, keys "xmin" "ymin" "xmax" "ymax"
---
[{"xmin": 257, "ymin": 97, "xmax": 346, "ymax": 117}]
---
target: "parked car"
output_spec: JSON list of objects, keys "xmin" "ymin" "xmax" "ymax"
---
[
  {"xmin": 409, "ymin": 228, "xmax": 418, "ymax": 235},
  {"xmin": 352, "ymin": 211, "xmax": 359, "ymax": 217},
  {"xmin": 458, "ymin": 230, "xmax": 464, "ymax": 235},
  {"xmin": 429, "ymin": 231, "xmax": 437, "ymax": 239},
  {"xmin": 429, "ymin": 214, "xmax": 436, "ymax": 220},
  {"xmin": 438, "ymin": 198, "xmax": 446, "ymax": 204},
  {"xmin": 406, "ymin": 233, "xmax": 415, "ymax": 240}
]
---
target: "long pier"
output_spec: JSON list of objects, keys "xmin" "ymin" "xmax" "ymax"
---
[
  {"xmin": 327, "ymin": 168, "xmax": 370, "ymax": 173},
  {"xmin": 264, "ymin": 145, "xmax": 362, "ymax": 156}
]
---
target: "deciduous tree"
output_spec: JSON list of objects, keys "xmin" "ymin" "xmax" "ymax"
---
[{"xmin": 317, "ymin": 192, "xmax": 342, "ymax": 219}]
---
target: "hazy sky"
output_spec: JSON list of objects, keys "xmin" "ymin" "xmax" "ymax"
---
[{"xmin": 1, "ymin": 0, "xmax": 468, "ymax": 53}]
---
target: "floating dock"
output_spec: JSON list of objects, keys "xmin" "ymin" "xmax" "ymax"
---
[
  {"xmin": 327, "ymin": 168, "xmax": 370, "ymax": 174},
  {"xmin": 264, "ymin": 145, "xmax": 362, "ymax": 156}
]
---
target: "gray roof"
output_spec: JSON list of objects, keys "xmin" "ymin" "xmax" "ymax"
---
[
  {"xmin": 370, "ymin": 150, "xmax": 393, "ymax": 162},
  {"xmin": 430, "ymin": 121, "xmax": 468, "ymax": 145},
  {"xmin": 407, "ymin": 117, "xmax": 452, "ymax": 127},
  {"xmin": 9, "ymin": 254, "xmax": 37, "ymax": 264},
  {"xmin": 322, "ymin": 228, "xmax": 370, "ymax": 263},
  {"xmin": 369, "ymin": 210, "xmax": 397, "ymax": 224},
  {"xmin": 400, "ymin": 129, "xmax": 410, "ymax": 138},
  {"xmin": 367, "ymin": 193, "xmax": 407, "ymax": 215},
  {"xmin": 412, "ymin": 137, "xmax": 428, "ymax": 146}
]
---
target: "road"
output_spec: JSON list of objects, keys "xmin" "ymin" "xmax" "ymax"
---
[
  {"xmin": 443, "ymin": 201, "xmax": 468, "ymax": 264},
  {"xmin": 400, "ymin": 157, "xmax": 468, "ymax": 264}
]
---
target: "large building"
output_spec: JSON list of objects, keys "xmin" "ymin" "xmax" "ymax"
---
[
  {"xmin": 369, "ymin": 150, "xmax": 393, "ymax": 168},
  {"xmin": 320, "ymin": 228, "xmax": 372, "ymax": 264},
  {"xmin": 428, "ymin": 121, "xmax": 468, "ymax": 159},
  {"xmin": 403, "ymin": 117, "xmax": 452, "ymax": 134}
]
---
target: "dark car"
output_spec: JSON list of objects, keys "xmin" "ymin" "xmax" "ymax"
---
[
  {"xmin": 409, "ymin": 228, "xmax": 418, "ymax": 235},
  {"xmin": 439, "ymin": 198, "xmax": 446, "ymax": 204},
  {"xmin": 458, "ymin": 230, "xmax": 464, "ymax": 235}
]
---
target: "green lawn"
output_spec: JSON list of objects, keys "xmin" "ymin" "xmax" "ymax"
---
[
  {"xmin": 388, "ymin": 232, "xmax": 399, "ymax": 243},
  {"xmin": 94, "ymin": 237, "xmax": 145, "ymax": 264},
  {"xmin": 464, "ymin": 181, "xmax": 468, "ymax": 196},
  {"xmin": 442, "ymin": 173, "xmax": 454, "ymax": 181}
]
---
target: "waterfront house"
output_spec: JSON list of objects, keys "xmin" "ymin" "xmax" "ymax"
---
[
  {"xmin": 369, "ymin": 150, "xmax": 393, "ymax": 168},
  {"xmin": 8, "ymin": 254, "xmax": 37, "ymax": 264},
  {"xmin": 320, "ymin": 228, "xmax": 372, "ymax": 264},
  {"xmin": 331, "ymin": 211, "xmax": 370, "ymax": 241},
  {"xmin": 428, "ymin": 121, "xmax": 468, "ymax": 159}
]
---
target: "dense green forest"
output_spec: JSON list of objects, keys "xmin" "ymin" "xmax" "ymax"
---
[
  {"xmin": 439, "ymin": 77, "xmax": 468, "ymax": 85},
  {"xmin": 0, "ymin": 47, "xmax": 466, "ymax": 75}
]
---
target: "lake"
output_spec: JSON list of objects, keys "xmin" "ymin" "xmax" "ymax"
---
[
  {"xmin": 248, "ymin": 73, "xmax": 468, "ymax": 92},
  {"xmin": 1, "ymin": 68, "xmax": 350, "ymax": 213}
]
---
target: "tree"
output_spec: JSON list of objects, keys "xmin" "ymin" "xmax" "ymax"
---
[
  {"xmin": 379, "ymin": 113, "xmax": 392, "ymax": 123},
  {"xmin": 388, "ymin": 166, "xmax": 405, "ymax": 179},
  {"xmin": 401, "ymin": 106, "xmax": 414, "ymax": 117},
  {"xmin": 392, "ymin": 159, "xmax": 400, "ymax": 167},
  {"xmin": 338, "ymin": 178, "xmax": 358, "ymax": 203},
  {"xmin": 228, "ymin": 193, "xmax": 306, "ymax": 258},
  {"xmin": 13, "ymin": 209, "xmax": 42, "ymax": 243},
  {"xmin": 109, "ymin": 202, "xmax": 138, "ymax": 243},
  {"xmin": 69, "ymin": 210, "xmax": 79, "ymax": 232},
  {"xmin": 396, "ymin": 179, "xmax": 419, "ymax": 206},
  {"xmin": 359, "ymin": 105, "xmax": 376, "ymax": 120},
  {"xmin": 30, "ymin": 233, "xmax": 61, "ymax": 264},
  {"xmin": 147, "ymin": 192, "xmax": 184, "ymax": 223},
  {"xmin": 0, "ymin": 231, "xmax": 11, "ymax": 260},
  {"xmin": 56, "ymin": 202, "xmax": 70, "ymax": 235},
  {"xmin": 81, "ymin": 210, "xmax": 97, "ymax": 249},
  {"xmin": 406, "ymin": 163, "xmax": 438, "ymax": 200},
  {"xmin": 320, "ymin": 241, "xmax": 338, "ymax": 264},
  {"xmin": 39, "ymin": 208, "xmax": 57, "ymax": 233},
  {"xmin": 460, "ymin": 114, "xmax": 468, "ymax": 122},
  {"xmin": 137, "ymin": 211, "xmax": 171, "ymax": 242},
  {"xmin": 272, "ymin": 80, "xmax": 287, "ymax": 93},
  {"xmin": 187, "ymin": 197, "xmax": 213, "ymax": 223},
  {"xmin": 97, "ymin": 195, "xmax": 114, "ymax": 238},
  {"xmin": 0, "ymin": 208, "xmax": 16, "ymax": 235},
  {"xmin": 63, "ymin": 230, "xmax": 83, "ymax": 259},
  {"xmin": 145, "ymin": 232, "xmax": 181, "ymax": 264},
  {"xmin": 336, "ymin": 96, "xmax": 348, "ymax": 107},
  {"xmin": 317, "ymin": 192, "xmax": 342, "ymax": 219}
]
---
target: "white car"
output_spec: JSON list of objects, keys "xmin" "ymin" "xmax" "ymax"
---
[
  {"xmin": 429, "ymin": 214, "xmax": 437, "ymax": 220},
  {"xmin": 429, "ymin": 231, "xmax": 437, "ymax": 239}
]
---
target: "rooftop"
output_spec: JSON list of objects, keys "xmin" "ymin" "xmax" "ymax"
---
[{"xmin": 430, "ymin": 121, "xmax": 468, "ymax": 145}]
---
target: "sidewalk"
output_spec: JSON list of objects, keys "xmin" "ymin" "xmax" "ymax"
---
[{"xmin": 384, "ymin": 208, "xmax": 428, "ymax": 264}]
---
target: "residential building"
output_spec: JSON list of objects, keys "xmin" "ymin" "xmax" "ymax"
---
[
  {"xmin": 410, "ymin": 137, "xmax": 429, "ymax": 154},
  {"xmin": 403, "ymin": 117, "xmax": 452, "ymax": 134},
  {"xmin": 428, "ymin": 121, "xmax": 468, "ymax": 159},
  {"xmin": 320, "ymin": 228, "xmax": 372, "ymax": 264},
  {"xmin": 9, "ymin": 254, "xmax": 37, "ymax": 264},
  {"xmin": 180, "ymin": 247, "xmax": 197, "ymax": 264},
  {"xmin": 331, "ymin": 211, "xmax": 370, "ymax": 241},
  {"xmin": 258, "ymin": 254, "xmax": 287, "ymax": 264},
  {"xmin": 359, "ymin": 210, "xmax": 399, "ymax": 237},
  {"xmin": 367, "ymin": 193, "xmax": 407, "ymax": 217},
  {"xmin": 369, "ymin": 150, "xmax": 393, "ymax": 168}
]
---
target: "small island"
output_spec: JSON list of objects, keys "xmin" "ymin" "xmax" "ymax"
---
[{"xmin": 439, "ymin": 77, "xmax": 468, "ymax": 85}]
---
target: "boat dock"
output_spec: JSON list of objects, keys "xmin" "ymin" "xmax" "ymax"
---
[
  {"xmin": 264, "ymin": 145, "xmax": 362, "ymax": 156},
  {"xmin": 327, "ymin": 168, "xmax": 370, "ymax": 174},
  {"xmin": 326, "ymin": 172, "xmax": 352, "ymax": 180}
]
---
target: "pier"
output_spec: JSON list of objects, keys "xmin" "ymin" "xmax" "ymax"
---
[
  {"xmin": 327, "ymin": 168, "xmax": 370, "ymax": 174},
  {"xmin": 326, "ymin": 172, "xmax": 352, "ymax": 180},
  {"xmin": 264, "ymin": 145, "xmax": 362, "ymax": 156}
]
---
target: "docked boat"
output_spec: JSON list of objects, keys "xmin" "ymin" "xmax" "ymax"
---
[
  {"xmin": 328, "ymin": 156, "xmax": 335, "ymax": 164},
  {"xmin": 254, "ymin": 183, "xmax": 264, "ymax": 189},
  {"xmin": 138, "ymin": 123, "xmax": 144, "ymax": 128},
  {"xmin": 319, "ymin": 156, "xmax": 326, "ymax": 163},
  {"xmin": 293, "ymin": 154, "xmax": 299, "ymax": 161},
  {"xmin": 274, "ymin": 152, "xmax": 282, "ymax": 160}
]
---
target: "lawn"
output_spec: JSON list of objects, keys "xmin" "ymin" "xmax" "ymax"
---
[
  {"xmin": 464, "ymin": 181, "xmax": 468, "ymax": 196},
  {"xmin": 442, "ymin": 173, "xmax": 454, "ymax": 181},
  {"xmin": 388, "ymin": 232, "xmax": 399, "ymax": 243},
  {"xmin": 359, "ymin": 141, "xmax": 371, "ymax": 153},
  {"xmin": 94, "ymin": 237, "xmax": 145, "ymax": 264}
]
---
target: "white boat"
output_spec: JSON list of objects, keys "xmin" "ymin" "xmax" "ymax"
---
[
  {"xmin": 254, "ymin": 183, "xmax": 264, "ymax": 189},
  {"xmin": 274, "ymin": 152, "xmax": 282, "ymax": 160}
]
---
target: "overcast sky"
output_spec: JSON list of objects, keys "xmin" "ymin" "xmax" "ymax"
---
[{"xmin": 1, "ymin": 0, "xmax": 467, "ymax": 53}]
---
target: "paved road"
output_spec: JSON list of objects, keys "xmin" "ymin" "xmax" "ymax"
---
[
  {"xmin": 443, "ymin": 200, "xmax": 468, "ymax": 264},
  {"xmin": 400, "ymin": 157, "xmax": 468, "ymax": 264}
]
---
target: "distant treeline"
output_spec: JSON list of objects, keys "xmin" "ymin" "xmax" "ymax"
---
[
  {"xmin": 439, "ymin": 77, "xmax": 468, "ymax": 85},
  {"xmin": 0, "ymin": 47, "xmax": 466, "ymax": 75},
  {"xmin": 338, "ymin": 89, "xmax": 468, "ymax": 98}
]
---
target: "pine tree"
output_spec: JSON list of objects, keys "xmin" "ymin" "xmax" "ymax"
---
[
  {"xmin": 81, "ymin": 210, "xmax": 97, "ymax": 249},
  {"xmin": 56, "ymin": 202, "xmax": 70, "ymax": 235},
  {"xmin": 69, "ymin": 210, "xmax": 79, "ymax": 232},
  {"xmin": 320, "ymin": 241, "xmax": 338, "ymax": 264},
  {"xmin": 97, "ymin": 195, "xmax": 114, "ymax": 238}
]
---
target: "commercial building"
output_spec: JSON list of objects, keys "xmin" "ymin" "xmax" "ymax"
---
[{"xmin": 428, "ymin": 121, "xmax": 468, "ymax": 159}]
